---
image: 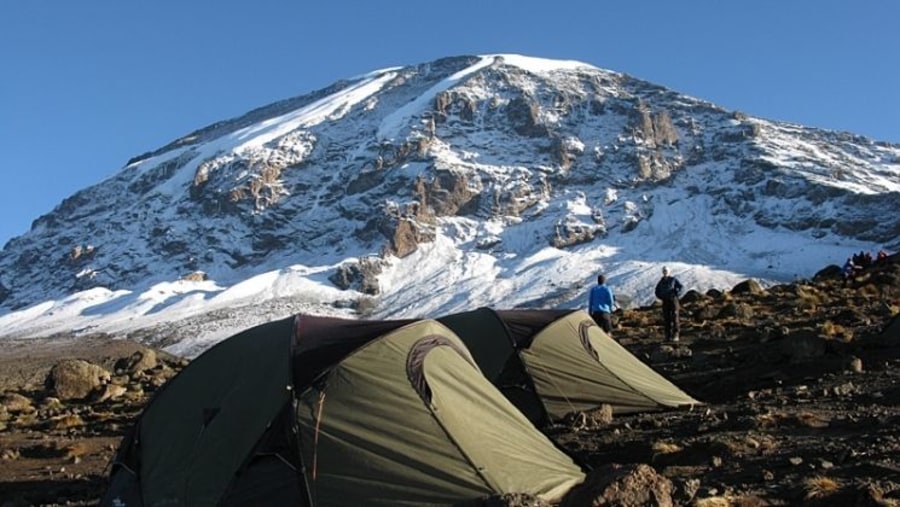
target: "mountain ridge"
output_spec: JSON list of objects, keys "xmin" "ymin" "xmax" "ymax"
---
[{"xmin": 1, "ymin": 53, "xmax": 898, "ymax": 347}]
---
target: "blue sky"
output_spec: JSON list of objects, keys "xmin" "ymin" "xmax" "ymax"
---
[{"xmin": 1, "ymin": 1, "xmax": 897, "ymax": 248}]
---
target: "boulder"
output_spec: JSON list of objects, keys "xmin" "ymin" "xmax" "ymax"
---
[
  {"xmin": 0, "ymin": 392, "xmax": 34, "ymax": 413},
  {"xmin": 731, "ymin": 279, "xmax": 765, "ymax": 295},
  {"xmin": 680, "ymin": 290, "xmax": 705, "ymax": 305},
  {"xmin": 46, "ymin": 359, "xmax": 111, "ymax": 401},
  {"xmin": 115, "ymin": 349, "xmax": 158, "ymax": 374},
  {"xmin": 562, "ymin": 463, "xmax": 673, "ymax": 507},
  {"xmin": 813, "ymin": 264, "xmax": 843, "ymax": 281}
]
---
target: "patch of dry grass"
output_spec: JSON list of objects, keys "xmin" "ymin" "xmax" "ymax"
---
[
  {"xmin": 803, "ymin": 475, "xmax": 841, "ymax": 500},
  {"xmin": 821, "ymin": 320, "xmax": 854, "ymax": 342},
  {"xmin": 651, "ymin": 440, "xmax": 682, "ymax": 454},
  {"xmin": 795, "ymin": 286, "xmax": 823, "ymax": 306},
  {"xmin": 857, "ymin": 283, "xmax": 881, "ymax": 298},
  {"xmin": 63, "ymin": 442, "xmax": 90, "ymax": 459}
]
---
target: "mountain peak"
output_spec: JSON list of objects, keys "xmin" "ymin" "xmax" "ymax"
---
[{"xmin": 1, "ymin": 54, "xmax": 898, "ymax": 346}]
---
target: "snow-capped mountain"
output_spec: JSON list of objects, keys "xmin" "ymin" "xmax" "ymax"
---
[{"xmin": 1, "ymin": 54, "xmax": 898, "ymax": 354}]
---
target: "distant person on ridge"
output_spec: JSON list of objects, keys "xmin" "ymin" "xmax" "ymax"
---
[
  {"xmin": 654, "ymin": 266, "xmax": 683, "ymax": 342},
  {"xmin": 588, "ymin": 274, "xmax": 616, "ymax": 335},
  {"xmin": 841, "ymin": 257, "xmax": 857, "ymax": 283}
]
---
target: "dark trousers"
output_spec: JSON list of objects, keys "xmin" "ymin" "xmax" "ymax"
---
[
  {"xmin": 662, "ymin": 298, "xmax": 680, "ymax": 340},
  {"xmin": 591, "ymin": 311, "xmax": 612, "ymax": 334}
]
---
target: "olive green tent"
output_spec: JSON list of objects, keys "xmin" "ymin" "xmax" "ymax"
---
[
  {"xmin": 439, "ymin": 308, "xmax": 701, "ymax": 426},
  {"xmin": 102, "ymin": 315, "xmax": 584, "ymax": 507}
]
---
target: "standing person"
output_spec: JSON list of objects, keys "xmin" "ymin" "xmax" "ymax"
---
[
  {"xmin": 588, "ymin": 274, "xmax": 616, "ymax": 335},
  {"xmin": 654, "ymin": 266, "xmax": 683, "ymax": 342},
  {"xmin": 841, "ymin": 257, "xmax": 857, "ymax": 283}
]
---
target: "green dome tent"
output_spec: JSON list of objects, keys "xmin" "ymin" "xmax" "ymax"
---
[
  {"xmin": 102, "ymin": 315, "xmax": 584, "ymax": 507},
  {"xmin": 439, "ymin": 308, "xmax": 701, "ymax": 427}
]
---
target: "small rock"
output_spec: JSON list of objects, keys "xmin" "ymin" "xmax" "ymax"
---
[
  {"xmin": 128, "ymin": 349, "xmax": 158, "ymax": 373},
  {"xmin": 566, "ymin": 404, "xmax": 614, "ymax": 431},
  {"xmin": 676, "ymin": 478, "xmax": 701, "ymax": 503},
  {"xmin": 789, "ymin": 456, "xmax": 804, "ymax": 466},
  {"xmin": 93, "ymin": 384, "xmax": 128, "ymax": 404},
  {"xmin": 39, "ymin": 397, "xmax": 64, "ymax": 411},
  {"xmin": 47, "ymin": 414, "xmax": 84, "ymax": 432},
  {"xmin": 0, "ymin": 392, "xmax": 34, "ymax": 413},
  {"xmin": 703, "ymin": 487, "xmax": 719, "ymax": 497},
  {"xmin": 833, "ymin": 382, "xmax": 856, "ymax": 397},
  {"xmin": 12, "ymin": 412, "xmax": 39, "ymax": 428}
]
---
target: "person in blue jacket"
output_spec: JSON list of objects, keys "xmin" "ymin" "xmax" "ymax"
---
[{"xmin": 588, "ymin": 274, "xmax": 616, "ymax": 335}]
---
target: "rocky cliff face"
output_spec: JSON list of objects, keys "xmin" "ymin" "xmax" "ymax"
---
[{"xmin": 1, "ymin": 54, "xmax": 898, "ymax": 313}]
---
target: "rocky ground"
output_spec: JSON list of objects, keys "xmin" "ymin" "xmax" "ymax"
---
[{"xmin": 0, "ymin": 255, "xmax": 898, "ymax": 506}]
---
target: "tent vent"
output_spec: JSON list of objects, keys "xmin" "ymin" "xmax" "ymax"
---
[
  {"xmin": 578, "ymin": 320, "xmax": 600, "ymax": 362},
  {"xmin": 407, "ymin": 335, "xmax": 475, "ymax": 404}
]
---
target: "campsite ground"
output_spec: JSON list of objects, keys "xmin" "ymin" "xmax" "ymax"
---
[
  {"xmin": 0, "ymin": 338, "xmax": 153, "ymax": 505},
  {"xmin": 0, "ymin": 255, "xmax": 898, "ymax": 506}
]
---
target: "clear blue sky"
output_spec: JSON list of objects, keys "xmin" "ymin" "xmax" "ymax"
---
[{"xmin": 1, "ymin": 1, "xmax": 897, "ymax": 247}]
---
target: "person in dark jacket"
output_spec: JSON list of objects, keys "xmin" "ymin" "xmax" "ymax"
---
[
  {"xmin": 588, "ymin": 274, "xmax": 616, "ymax": 335},
  {"xmin": 841, "ymin": 257, "xmax": 858, "ymax": 283},
  {"xmin": 654, "ymin": 266, "xmax": 683, "ymax": 342}
]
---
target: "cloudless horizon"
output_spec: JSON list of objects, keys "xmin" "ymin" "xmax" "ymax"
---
[{"xmin": 2, "ymin": 1, "xmax": 898, "ymax": 248}]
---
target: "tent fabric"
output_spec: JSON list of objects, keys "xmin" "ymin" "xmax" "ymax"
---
[
  {"xmin": 103, "ymin": 314, "xmax": 585, "ymax": 507},
  {"xmin": 138, "ymin": 317, "xmax": 295, "ymax": 506},
  {"xmin": 435, "ymin": 308, "xmax": 515, "ymax": 381},
  {"xmin": 522, "ymin": 310, "xmax": 700, "ymax": 417},
  {"xmin": 880, "ymin": 314, "xmax": 900, "ymax": 346},
  {"xmin": 291, "ymin": 314, "xmax": 414, "ymax": 386},
  {"xmin": 294, "ymin": 320, "xmax": 584, "ymax": 506},
  {"xmin": 442, "ymin": 308, "xmax": 701, "ymax": 424},
  {"xmin": 493, "ymin": 309, "xmax": 575, "ymax": 348},
  {"xmin": 437, "ymin": 309, "xmax": 547, "ymax": 424},
  {"xmin": 219, "ymin": 402, "xmax": 306, "ymax": 505}
]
